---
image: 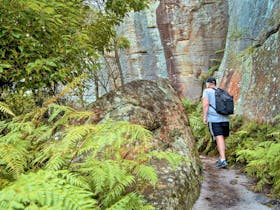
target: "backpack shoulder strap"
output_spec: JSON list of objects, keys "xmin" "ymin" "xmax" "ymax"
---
[{"xmin": 209, "ymin": 88, "xmax": 217, "ymax": 111}]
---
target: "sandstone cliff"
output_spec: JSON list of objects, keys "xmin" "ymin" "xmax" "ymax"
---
[
  {"xmin": 156, "ymin": 0, "xmax": 228, "ymax": 101},
  {"xmin": 217, "ymin": 0, "xmax": 280, "ymax": 122},
  {"xmin": 117, "ymin": 1, "xmax": 168, "ymax": 82},
  {"xmin": 116, "ymin": 0, "xmax": 279, "ymax": 122}
]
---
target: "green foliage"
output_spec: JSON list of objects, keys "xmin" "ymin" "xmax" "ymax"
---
[
  {"xmin": 0, "ymin": 98, "xmax": 185, "ymax": 208},
  {"xmin": 0, "ymin": 102, "xmax": 15, "ymax": 117},
  {"xmin": 227, "ymin": 122, "xmax": 280, "ymax": 196},
  {"xmin": 0, "ymin": 170, "xmax": 96, "ymax": 210},
  {"xmin": 1, "ymin": 91, "xmax": 36, "ymax": 117},
  {"xmin": 116, "ymin": 36, "xmax": 130, "ymax": 50},
  {"xmin": 237, "ymin": 45, "xmax": 255, "ymax": 58},
  {"xmin": 0, "ymin": 0, "xmax": 92, "ymax": 91},
  {"xmin": 0, "ymin": 0, "xmax": 149, "ymax": 98},
  {"xmin": 105, "ymin": 0, "xmax": 149, "ymax": 18},
  {"xmin": 229, "ymin": 25, "xmax": 248, "ymax": 40},
  {"xmin": 182, "ymin": 99, "xmax": 215, "ymax": 155},
  {"xmin": 200, "ymin": 49, "xmax": 224, "ymax": 81}
]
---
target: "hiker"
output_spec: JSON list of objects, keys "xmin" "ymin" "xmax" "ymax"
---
[{"xmin": 202, "ymin": 77, "xmax": 229, "ymax": 168}]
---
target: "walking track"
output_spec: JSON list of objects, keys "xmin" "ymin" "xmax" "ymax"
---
[{"xmin": 192, "ymin": 156, "xmax": 279, "ymax": 210}]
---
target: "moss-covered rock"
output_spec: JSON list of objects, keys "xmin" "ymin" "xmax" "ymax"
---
[{"xmin": 88, "ymin": 79, "xmax": 201, "ymax": 209}]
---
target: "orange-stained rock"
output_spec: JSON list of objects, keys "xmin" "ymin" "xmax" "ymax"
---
[
  {"xmin": 220, "ymin": 70, "xmax": 241, "ymax": 103},
  {"xmin": 217, "ymin": 0, "xmax": 280, "ymax": 122}
]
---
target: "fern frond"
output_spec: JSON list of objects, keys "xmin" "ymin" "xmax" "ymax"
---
[
  {"xmin": 0, "ymin": 101, "xmax": 187, "ymax": 207},
  {"xmin": 107, "ymin": 192, "xmax": 154, "ymax": 210},
  {"xmin": 149, "ymin": 151, "xmax": 188, "ymax": 170},
  {"xmin": 0, "ymin": 140, "xmax": 29, "ymax": 177},
  {"xmin": 45, "ymin": 154, "xmax": 67, "ymax": 171},
  {"xmin": 0, "ymin": 170, "xmax": 97, "ymax": 210},
  {"xmin": 134, "ymin": 165, "xmax": 158, "ymax": 186},
  {"xmin": 0, "ymin": 102, "xmax": 15, "ymax": 117},
  {"xmin": 57, "ymin": 170, "xmax": 91, "ymax": 189},
  {"xmin": 101, "ymin": 174, "xmax": 135, "ymax": 207}
]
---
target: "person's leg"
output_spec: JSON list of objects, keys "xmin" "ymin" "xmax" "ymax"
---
[{"xmin": 215, "ymin": 135, "xmax": 226, "ymax": 160}]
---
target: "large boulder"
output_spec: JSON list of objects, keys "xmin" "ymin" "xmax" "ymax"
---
[{"xmin": 88, "ymin": 79, "xmax": 201, "ymax": 209}]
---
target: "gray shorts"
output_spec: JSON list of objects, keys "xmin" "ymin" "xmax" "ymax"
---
[{"xmin": 208, "ymin": 122, "xmax": 229, "ymax": 137}]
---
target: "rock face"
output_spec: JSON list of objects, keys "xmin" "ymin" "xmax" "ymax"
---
[
  {"xmin": 117, "ymin": 1, "xmax": 168, "ymax": 82},
  {"xmin": 117, "ymin": 0, "xmax": 229, "ymax": 102},
  {"xmin": 89, "ymin": 79, "xmax": 201, "ymax": 209},
  {"xmin": 156, "ymin": 0, "xmax": 228, "ymax": 101},
  {"xmin": 217, "ymin": 0, "xmax": 280, "ymax": 122},
  {"xmin": 113, "ymin": 0, "xmax": 279, "ymax": 122}
]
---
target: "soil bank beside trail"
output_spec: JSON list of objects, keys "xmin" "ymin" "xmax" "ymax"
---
[{"xmin": 192, "ymin": 156, "xmax": 275, "ymax": 210}]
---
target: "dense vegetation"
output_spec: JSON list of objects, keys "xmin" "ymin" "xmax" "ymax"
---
[
  {"xmin": 183, "ymin": 99, "xmax": 280, "ymax": 198},
  {"xmin": 0, "ymin": 82, "xmax": 186, "ymax": 209},
  {"xmin": 0, "ymin": 1, "xmax": 188, "ymax": 209},
  {"xmin": 0, "ymin": 0, "xmax": 148, "ymax": 112}
]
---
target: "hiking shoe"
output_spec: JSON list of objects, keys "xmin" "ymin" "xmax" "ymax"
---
[
  {"xmin": 216, "ymin": 160, "xmax": 228, "ymax": 168},
  {"xmin": 215, "ymin": 159, "xmax": 223, "ymax": 166}
]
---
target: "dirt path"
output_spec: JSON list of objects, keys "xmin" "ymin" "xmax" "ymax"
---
[{"xmin": 192, "ymin": 156, "xmax": 278, "ymax": 210}]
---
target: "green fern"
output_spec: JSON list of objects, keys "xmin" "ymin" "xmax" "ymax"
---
[
  {"xmin": 0, "ymin": 103, "xmax": 186, "ymax": 209},
  {"xmin": 0, "ymin": 170, "xmax": 96, "ymax": 210},
  {"xmin": 149, "ymin": 151, "xmax": 189, "ymax": 170},
  {"xmin": 227, "ymin": 121, "xmax": 280, "ymax": 196},
  {"xmin": 134, "ymin": 164, "xmax": 158, "ymax": 186},
  {"xmin": 0, "ymin": 102, "xmax": 15, "ymax": 117}
]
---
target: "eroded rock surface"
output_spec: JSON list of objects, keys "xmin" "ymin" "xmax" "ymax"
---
[
  {"xmin": 156, "ymin": 0, "xmax": 228, "ymax": 101},
  {"xmin": 88, "ymin": 79, "xmax": 201, "ymax": 209}
]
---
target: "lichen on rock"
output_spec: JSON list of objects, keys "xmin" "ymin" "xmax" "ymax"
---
[{"xmin": 88, "ymin": 79, "xmax": 201, "ymax": 209}]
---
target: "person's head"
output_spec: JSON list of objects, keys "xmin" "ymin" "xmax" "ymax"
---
[{"xmin": 205, "ymin": 77, "xmax": 216, "ymax": 88}]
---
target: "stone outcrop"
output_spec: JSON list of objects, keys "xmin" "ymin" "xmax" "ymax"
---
[
  {"xmin": 88, "ymin": 79, "xmax": 201, "ymax": 209},
  {"xmin": 217, "ymin": 0, "xmax": 280, "ymax": 122},
  {"xmin": 156, "ymin": 0, "xmax": 228, "ymax": 101}
]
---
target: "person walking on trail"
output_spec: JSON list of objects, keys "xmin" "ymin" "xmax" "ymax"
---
[{"xmin": 202, "ymin": 77, "xmax": 229, "ymax": 168}]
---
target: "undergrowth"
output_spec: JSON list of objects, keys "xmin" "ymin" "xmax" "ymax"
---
[
  {"xmin": 183, "ymin": 99, "xmax": 280, "ymax": 198},
  {"xmin": 0, "ymin": 92, "xmax": 187, "ymax": 209}
]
